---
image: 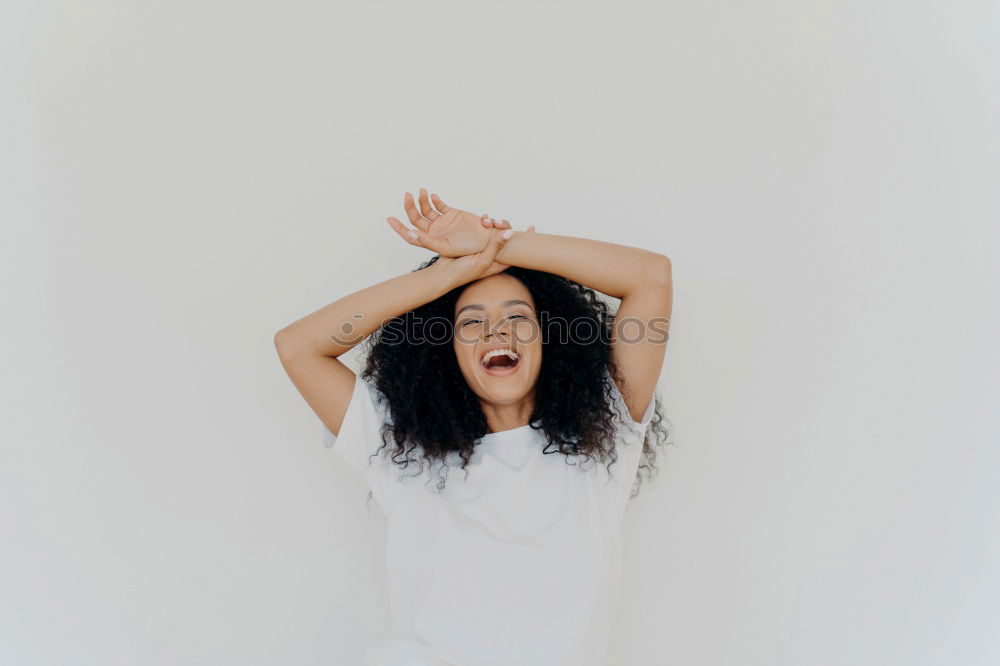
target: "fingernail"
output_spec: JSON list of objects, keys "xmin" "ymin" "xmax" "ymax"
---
[
  {"xmin": 502, "ymin": 229, "xmax": 513, "ymax": 240},
  {"xmin": 407, "ymin": 231, "xmax": 418, "ymax": 240}
]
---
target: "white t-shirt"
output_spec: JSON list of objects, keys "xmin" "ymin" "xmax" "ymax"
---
[{"xmin": 321, "ymin": 369, "xmax": 655, "ymax": 666}]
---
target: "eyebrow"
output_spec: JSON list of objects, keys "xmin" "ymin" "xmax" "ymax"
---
[{"xmin": 456, "ymin": 299, "xmax": 535, "ymax": 318}]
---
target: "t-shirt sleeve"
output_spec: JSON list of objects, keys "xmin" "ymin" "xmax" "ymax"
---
[
  {"xmin": 602, "ymin": 367, "xmax": 656, "ymax": 508},
  {"xmin": 320, "ymin": 372, "xmax": 398, "ymax": 515}
]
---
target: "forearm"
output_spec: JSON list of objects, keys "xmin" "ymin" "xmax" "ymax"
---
[
  {"xmin": 274, "ymin": 263, "xmax": 454, "ymax": 359},
  {"xmin": 494, "ymin": 231, "xmax": 670, "ymax": 299}
]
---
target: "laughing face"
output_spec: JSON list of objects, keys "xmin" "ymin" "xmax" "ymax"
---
[{"xmin": 452, "ymin": 273, "xmax": 543, "ymax": 408}]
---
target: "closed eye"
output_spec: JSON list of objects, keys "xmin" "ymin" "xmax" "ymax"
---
[{"xmin": 460, "ymin": 314, "xmax": 529, "ymax": 327}]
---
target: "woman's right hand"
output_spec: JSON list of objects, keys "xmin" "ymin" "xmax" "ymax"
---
[
  {"xmin": 386, "ymin": 188, "xmax": 517, "ymax": 258},
  {"xmin": 428, "ymin": 222, "xmax": 536, "ymax": 288}
]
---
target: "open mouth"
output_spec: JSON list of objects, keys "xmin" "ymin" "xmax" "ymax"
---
[{"xmin": 480, "ymin": 348, "xmax": 520, "ymax": 375}]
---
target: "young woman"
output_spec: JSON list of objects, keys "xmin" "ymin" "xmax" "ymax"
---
[{"xmin": 274, "ymin": 189, "xmax": 673, "ymax": 666}]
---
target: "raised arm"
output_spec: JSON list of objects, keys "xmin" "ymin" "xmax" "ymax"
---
[
  {"xmin": 387, "ymin": 189, "xmax": 672, "ymax": 423},
  {"xmin": 274, "ymin": 229, "xmax": 513, "ymax": 437},
  {"xmin": 497, "ymin": 231, "xmax": 671, "ymax": 424}
]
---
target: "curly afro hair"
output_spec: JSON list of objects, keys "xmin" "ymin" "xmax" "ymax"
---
[{"xmin": 356, "ymin": 255, "xmax": 673, "ymax": 508}]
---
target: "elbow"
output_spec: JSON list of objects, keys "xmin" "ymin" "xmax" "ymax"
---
[
  {"xmin": 642, "ymin": 254, "xmax": 672, "ymax": 289},
  {"xmin": 273, "ymin": 326, "xmax": 300, "ymax": 359}
]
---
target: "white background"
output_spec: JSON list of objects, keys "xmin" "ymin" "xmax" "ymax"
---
[{"xmin": 3, "ymin": 1, "xmax": 998, "ymax": 664}]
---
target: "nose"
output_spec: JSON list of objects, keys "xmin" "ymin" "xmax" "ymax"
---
[{"xmin": 483, "ymin": 320, "xmax": 511, "ymax": 342}]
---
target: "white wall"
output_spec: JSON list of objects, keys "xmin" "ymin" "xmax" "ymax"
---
[{"xmin": 2, "ymin": 1, "xmax": 997, "ymax": 664}]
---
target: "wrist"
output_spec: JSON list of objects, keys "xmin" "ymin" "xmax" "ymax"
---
[
  {"xmin": 425, "ymin": 258, "xmax": 464, "ymax": 293},
  {"xmin": 482, "ymin": 226, "xmax": 504, "ymax": 253},
  {"xmin": 492, "ymin": 228, "xmax": 518, "ymax": 264}
]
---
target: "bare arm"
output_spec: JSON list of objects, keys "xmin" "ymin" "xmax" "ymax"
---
[
  {"xmin": 494, "ymin": 231, "xmax": 669, "ymax": 302},
  {"xmin": 273, "ymin": 265, "xmax": 453, "ymax": 437},
  {"xmin": 385, "ymin": 190, "xmax": 672, "ymax": 424},
  {"xmin": 274, "ymin": 263, "xmax": 456, "ymax": 361},
  {"xmin": 494, "ymin": 231, "xmax": 672, "ymax": 423},
  {"xmin": 274, "ymin": 230, "xmax": 512, "ymax": 437}
]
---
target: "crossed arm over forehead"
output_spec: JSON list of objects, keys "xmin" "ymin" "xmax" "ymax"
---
[
  {"xmin": 389, "ymin": 188, "xmax": 673, "ymax": 423},
  {"xmin": 484, "ymin": 229, "xmax": 671, "ymax": 423},
  {"xmin": 275, "ymin": 189, "xmax": 671, "ymax": 440}
]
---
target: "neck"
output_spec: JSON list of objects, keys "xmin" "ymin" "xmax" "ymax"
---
[{"xmin": 480, "ymin": 392, "xmax": 535, "ymax": 434}]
